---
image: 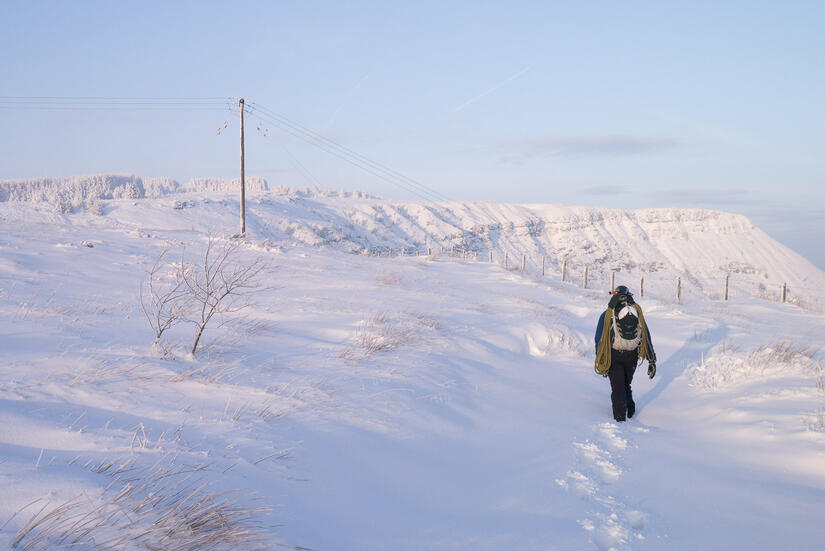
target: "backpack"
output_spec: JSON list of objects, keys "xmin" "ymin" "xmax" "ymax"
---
[
  {"xmin": 615, "ymin": 305, "xmax": 639, "ymax": 339},
  {"xmin": 611, "ymin": 304, "xmax": 642, "ymax": 351}
]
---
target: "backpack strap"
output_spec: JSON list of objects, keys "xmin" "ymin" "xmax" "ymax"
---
[{"xmin": 633, "ymin": 303, "xmax": 652, "ymax": 362}]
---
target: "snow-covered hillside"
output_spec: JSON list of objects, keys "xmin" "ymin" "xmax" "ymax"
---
[
  {"xmin": 2, "ymin": 174, "xmax": 824, "ymax": 309},
  {"xmin": 2, "ymin": 177, "xmax": 825, "ymax": 550}
]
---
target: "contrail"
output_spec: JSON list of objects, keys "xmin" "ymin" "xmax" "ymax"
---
[
  {"xmin": 453, "ymin": 66, "xmax": 531, "ymax": 113},
  {"xmin": 323, "ymin": 73, "xmax": 370, "ymax": 129}
]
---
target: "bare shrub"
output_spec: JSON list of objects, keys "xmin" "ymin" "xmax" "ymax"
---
[
  {"xmin": 181, "ymin": 237, "xmax": 269, "ymax": 356},
  {"xmin": 140, "ymin": 250, "xmax": 190, "ymax": 354},
  {"xmin": 10, "ymin": 456, "xmax": 270, "ymax": 551}
]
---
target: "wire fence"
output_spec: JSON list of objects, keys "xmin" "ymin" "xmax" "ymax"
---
[{"xmin": 362, "ymin": 245, "xmax": 825, "ymax": 312}]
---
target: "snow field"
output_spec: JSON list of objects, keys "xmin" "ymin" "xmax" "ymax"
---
[{"xmin": 0, "ymin": 190, "xmax": 824, "ymax": 549}]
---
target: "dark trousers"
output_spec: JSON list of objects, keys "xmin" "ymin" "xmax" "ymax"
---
[{"xmin": 608, "ymin": 349, "xmax": 638, "ymax": 421}]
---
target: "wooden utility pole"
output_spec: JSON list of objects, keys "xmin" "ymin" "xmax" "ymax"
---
[
  {"xmin": 239, "ymin": 98, "xmax": 246, "ymax": 236},
  {"xmin": 724, "ymin": 274, "xmax": 729, "ymax": 301}
]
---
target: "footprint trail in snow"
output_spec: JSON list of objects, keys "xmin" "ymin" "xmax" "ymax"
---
[{"xmin": 557, "ymin": 422, "xmax": 650, "ymax": 550}]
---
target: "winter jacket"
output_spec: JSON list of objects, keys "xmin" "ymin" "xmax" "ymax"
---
[{"xmin": 594, "ymin": 303, "xmax": 656, "ymax": 376}]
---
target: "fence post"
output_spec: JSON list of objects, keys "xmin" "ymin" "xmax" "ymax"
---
[
  {"xmin": 562, "ymin": 259, "xmax": 567, "ymax": 282},
  {"xmin": 584, "ymin": 266, "xmax": 588, "ymax": 289},
  {"xmin": 451, "ymin": 245, "xmax": 455, "ymax": 257},
  {"xmin": 489, "ymin": 250, "xmax": 493, "ymax": 263},
  {"xmin": 521, "ymin": 254, "xmax": 526, "ymax": 272},
  {"xmin": 610, "ymin": 272, "xmax": 615, "ymax": 292},
  {"xmin": 428, "ymin": 247, "xmax": 432, "ymax": 256},
  {"xmin": 505, "ymin": 252, "xmax": 509, "ymax": 270},
  {"xmin": 640, "ymin": 276, "xmax": 644, "ymax": 298},
  {"xmin": 781, "ymin": 282, "xmax": 787, "ymax": 303},
  {"xmin": 541, "ymin": 256, "xmax": 545, "ymax": 276},
  {"xmin": 724, "ymin": 273, "xmax": 729, "ymax": 301},
  {"xmin": 677, "ymin": 276, "xmax": 681, "ymax": 303}
]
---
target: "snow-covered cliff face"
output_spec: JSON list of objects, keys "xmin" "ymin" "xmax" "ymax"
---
[
  {"xmin": 237, "ymin": 194, "xmax": 824, "ymax": 305},
  {"xmin": 1, "ymin": 175, "xmax": 823, "ymax": 307}
]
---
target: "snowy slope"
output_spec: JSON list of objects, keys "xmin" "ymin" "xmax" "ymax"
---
[
  {"xmin": 1, "ymin": 179, "xmax": 825, "ymax": 550},
  {"xmin": 2, "ymin": 174, "xmax": 823, "ymax": 308}
]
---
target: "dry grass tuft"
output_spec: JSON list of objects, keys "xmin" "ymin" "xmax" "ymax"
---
[
  {"xmin": 339, "ymin": 310, "xmax": 439, "ymax": 360},
  {"xmin": 11, "ymin": 455, "xmax": 270, "ymax": 551},
  {"xmin": 691, "ymin": 340, "xmax": 822, "ymax": 392}
]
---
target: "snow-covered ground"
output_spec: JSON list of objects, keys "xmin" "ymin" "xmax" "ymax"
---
[{"xmin": 1, "ymin": 180, "xmax": 824, "ymax": 550}]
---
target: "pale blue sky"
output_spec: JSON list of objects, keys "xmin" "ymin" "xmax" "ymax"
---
[{"xmin": 2, "ymin": 1, "xmax": 823, "ymax": 267}]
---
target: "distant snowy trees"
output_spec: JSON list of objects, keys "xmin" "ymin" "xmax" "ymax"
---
[{"xmin": 0, "ymin": 174, "xmax": 269, "ymax": 213}]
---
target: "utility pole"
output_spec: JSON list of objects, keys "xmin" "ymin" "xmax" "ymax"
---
[
  {"xmin": 724, "ymin": 273, "xmax": 729, "ymax": 301},
  {"xmin": 239, "ymin": 98, "xmax": 246, "ymax": 236}
]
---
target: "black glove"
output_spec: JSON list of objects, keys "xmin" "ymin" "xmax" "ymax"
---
[
  {"xmin": 608, "ymin": 294, "xmax": 623, "ymax": 309},
  {"xmin": 647, "ymin": 362, "xmax": 656, "ymax": 379},
  {"xmin": 626, "ymin": 293, "xmax": 635, "ymax": 305}
]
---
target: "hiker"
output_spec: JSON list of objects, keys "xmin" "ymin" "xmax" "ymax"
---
[{"xmin": 594, "ymin": 285, "xmax": 656, "ymax": 422}]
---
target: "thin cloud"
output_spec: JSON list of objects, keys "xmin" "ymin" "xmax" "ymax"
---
[
  {"xmin": 584, "ymin": 185, "xmax": 628, "ymax": 196},
  {"xmin": 498, "ymin": 135, "xmax": 680, "ymax": 162},
  {"xmin": 323, "ymin": 73, "xmax": 370, "ymax": 129}
]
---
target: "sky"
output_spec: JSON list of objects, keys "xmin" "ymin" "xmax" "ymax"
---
[{"xmin": 1, "ymin": 1, "xmax": 824, "ymax": 268}]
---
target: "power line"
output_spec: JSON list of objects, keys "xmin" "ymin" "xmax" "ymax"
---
[
  {"xmin": 248, "ymin": 107, "xmax": 442, "ymax": 202},
  {"xmin": 246, "ymin": 101, "xmax": 450, "ymax": 202},
  {"xmin": 0, "ymin": 96, "xmax": 230, "ymax": 100},
  {"xmin": 0, "ymin": 106, "xmax": 233, "ymax": 111},
  {"xmin": 2, "ymin": 94, "xmax": 451, "ymax": 202},
  {"xmin": 248, "ymin": 101, "xmax": 450, "ymax": 202},
  {"xmin": 0, "ymin": 97, "xmax": 235, "ymax": 111}
]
